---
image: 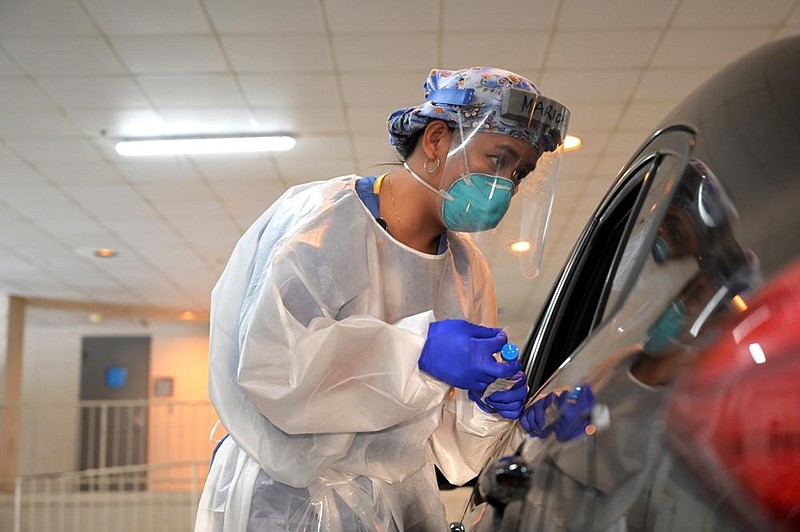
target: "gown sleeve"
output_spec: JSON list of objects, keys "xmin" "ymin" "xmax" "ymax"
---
[{"xmin": 429, "ymin": 258, "xmax": 516, "ymax": 485}]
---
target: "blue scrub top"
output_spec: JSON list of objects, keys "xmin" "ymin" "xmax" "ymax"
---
[{"xmin": 355, "ymin": 175, "xmax": 447, "ymax": 254}]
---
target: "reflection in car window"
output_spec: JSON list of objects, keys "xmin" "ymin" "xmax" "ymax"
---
[
  {"xmin": 526, "ymin": 164, "xmax": 646, "ymax": 391},
  {"xmin": 494, "ymin": 159, "xmax": 761, "ymax": 532},
  {"xmin": 601, "ymin": 155, "xmax": 692, "ymax": 323}
]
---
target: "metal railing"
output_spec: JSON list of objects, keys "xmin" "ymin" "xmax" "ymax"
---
[
  {"xmin": 0, "ymin": 399, "xmax": 218, "ymax": 479},
  {"xmin": 14, "ymin": 461, "xmax": 206, "ymax": 532}
]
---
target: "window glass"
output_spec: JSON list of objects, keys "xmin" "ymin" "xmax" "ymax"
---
[{"xmin": 525, "ymin": 162, "xmax": 649, "ymax": 390}]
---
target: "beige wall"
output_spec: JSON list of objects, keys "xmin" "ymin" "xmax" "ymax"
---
[
  {"xmin": 18, "ymin": 317, "xmax": 215, "ymax": 476},
  {"xmin": 147, "ymin": 333, "xmax": 218, "ymax": 468}
]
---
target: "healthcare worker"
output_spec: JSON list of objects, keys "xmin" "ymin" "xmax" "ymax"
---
[{"xmin": 195, "ymin": 66, "xmax": 570, "ymax": 532}]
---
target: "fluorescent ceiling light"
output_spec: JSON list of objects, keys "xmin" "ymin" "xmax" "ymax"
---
[{"xmin": 115, "ymin": 135, "xmax": 296, "ymax": 156}]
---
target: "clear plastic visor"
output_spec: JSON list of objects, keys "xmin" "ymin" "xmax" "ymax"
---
[{"xmin": 437, "ymin": 114, "xmax": 567, "ymax": 280}]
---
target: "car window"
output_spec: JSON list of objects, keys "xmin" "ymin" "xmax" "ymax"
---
[
  {"xmin": 524, "ymin": 162, "xmax": 648, "ymax": 391},
  {"xmin": 524, "ymin": 127, "xmax": 695, "ymax": 393}
]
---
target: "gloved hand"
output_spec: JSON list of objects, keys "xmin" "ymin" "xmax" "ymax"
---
[
  {"xmin": 469, "ymin": 376, "xmax": 528, "ymax": 419},
  {"xmin": 520, "ymin": 384, "xmax": 595, "ymax": 442},
  {"xmin": 419, "ymin": 319, "xmax": 520, "ymax": 391}
]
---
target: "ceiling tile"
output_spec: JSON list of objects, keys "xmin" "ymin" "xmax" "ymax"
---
[
  {"xmin": 136, "ymin": 182, "xmax": 218, "ymax": 203},
  {"xmin": 8, "ymin": 139, "xmax": 103, "ymax": 164},
  {"xmin": 790, "ymin": 5, "xmax": 800, "ymax": 24},
  {"xmin": 82, "ymin": 0, "xmax": 210, "ymax": 34},
  {"xmin": 604, "ymin": 130, "xmax": 650, "ymax": 157},
  {"xmin": 111, "ymin": 35, "xmax": 228, "ymax": 74},
  {"xmin": 617, "ymin": 102, "xmax": 675, "ymax": 130},
  {"xmin": 0, "ymin": 221, "xmax": 71, "ymax": 258},
  {"xmin": 346, "ymin": 106, "xmax": 390, "ymax": 136},
  {"xmin": 563, "ymin": 102, "xmax": 625, "ymax": 132},
  {"xmin": 0, "ymin": 0, "xmax": 97, "ymax": 38},
  {"xmin": 239, "ymin": 73, "xmax": 340, "ymax": 106},
  {"xmin": 278, "ymin": 135, "xmax": 353, "ymax": 162},
  {"xmin": 0, "ymin": 147, "xmax": 43, "ymax": 184},
  {"xmin": 252, "ymin": 106, "xmax": 347, "ymax": 134},
  {"xmin": 103, "ymin": 217, "xmax": 181, "ymax": 238},
  {"xmin": 352, "ymin": 134, "xmax": 397, "ymax": 168},
  {"xmin": 35, "ymin": 161, "xmax": 124, "ymax": 185},
  {"xmin": 2, "ymin": 37, "xmax": 125, "ymax": 76},
  {"xmin": 592, "ymin": 154, "xmax": 630, "ymax": 181},
  {"xmin": 339, "ymin": 72, "xmax": 428, "ymax": 107},
  {"xmin": 0, "ymin": 111, "xmax": 82, "ymax": 139},
  {"xmin": 181, "ymin": 225, "xmax": 241, "ymax": 249},
  {"xmin": 558, "ymin": 0, "xmax": 677, "ymax": 28},
  {"xmin": 584, "ymin": 174, "xmax": 617, "ymax": 198},
  {"xmin": 154, "ymin": 198, "xmax": 230, "ymax": 221},
  {"xmin": 444, "ymin": 0, "xmax": 559, "ymax": 30},
  {"xmin": 207, "ymin": 180, "xmax": 286, "ymax": 204},
  {"xmin": 0, "ymin": 256, "xmax": 41, "ymax": 277},
  {"xmin": 634, "ymin": 68, "xmax": 716, "ymax": 102},
  {"xmin": 40, "ymin": 219, "xmax": 116, "ymax": 244},
  {"xmin": 0, "ymin": 50, "xmax": 22, "ymax": 75},
  {"xmin": 0, "ymin": 78, "xmax": 57, "ymax": 110},
  {"xmin": 0, "ymin": 183, "xmax": 79, "ymax": 220},
  {"xmin": 326, "ymin": 0, "xmax": 438, "ymax": 32},
  {"xmin": 75, "ymin": 193, "xmax": 159, "ymax": 221},
  {"xmin": 333, "ymin": 32, "xmax": 436, "ymax": 72},
  {"xmin": 548, "ymin": 30, "xmax": 660, "ymax": 68},
  {"xmin": 38, "ymin": 76, "xmax": 149, "ymax": 109},
  {"xmin": 137, "ymin": 74, "xmax": 244, "ymax": 107},
  {"xmin": 113, "ymin": 157, "xmax": 203, "ymax": 182},
  {"xmin": 276, "ymin": 158, "xmax": 356, "ymax": 186},
  {"xmin": 672, "ymin": 0, "xmax": 794, "ymax": 27},
  {"xmin": 223, "ymin": 35, "xmax": 332, "ymax": 73},
  {"xmin": 158, "ymin": 107, "xmax": 257, "ymax": 135},
  {"xmin": 652, "ymin": 28, "xmax": 771, "ymax": 68},
  {"xmin": 567, "ymin": 130, "xmax": 612, "ymax": 156},
  {"xmin": 190, "ymin": 153, "xmax": 279, "ymax": 182},
  {"xmin": 229, "ymin": 205, "xmax": 268, "ymax": 230},
  {"xmin": 539, "ymin": 70, "xmax": 640, "ymax": 103},
  {"xmin": 558, "ymin": 151, "xmax": 599, "ymax": 175},
  {"xmin": 69, "ymin": 108, "xmax": 166, "ymax": 138},
  {"xmin": 204, "ymin": 0, "xmax": 324, "ymax": 33},
  {"xmin": 443, "ymin": 32, "xmax": 548, "ymax": 70},
  {"xmin": 774, "ymin": 26, "xmax": 800, "ymax": 40}
]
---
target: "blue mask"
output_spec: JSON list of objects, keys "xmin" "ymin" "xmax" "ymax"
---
[
  {"xmin": 643, "ymin": 299, "xmax": 686, "ymax": 355},
  {"xmin": 441, "ymin": 174, "xmax": 514, "ymax": 232},
  {"xmin": 403, "ymin": 163, "xmax": 514, "ymax": 232},
  {"xmin": 651, "ymin": 236, "xmax": 672, "ymax": 264}
]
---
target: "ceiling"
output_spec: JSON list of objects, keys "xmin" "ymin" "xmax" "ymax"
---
[{"xmin": 1, "ymin": 0, "xmax": 798, "ymax": 333}]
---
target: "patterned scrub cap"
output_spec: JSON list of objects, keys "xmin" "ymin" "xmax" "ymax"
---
[{"xmin": 387, "ymin": 66, "xmax": 569, "ymax": 155}]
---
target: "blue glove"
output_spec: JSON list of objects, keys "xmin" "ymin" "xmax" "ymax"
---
[
  {"xmin": 520, "ymin": 384, "xmax": 595, "ymax": 442},
  {"xmin": 469, "ymin": 375, "xmax": 529, "ymax": 419},
  {"xmin": 419, "ymin": 319, "xmax": 521, "ymax": 391}
]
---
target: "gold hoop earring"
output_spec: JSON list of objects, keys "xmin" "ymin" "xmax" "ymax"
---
[{"xmin": 424, "ymin": 158, "xmax": 441, "ymax": 174}]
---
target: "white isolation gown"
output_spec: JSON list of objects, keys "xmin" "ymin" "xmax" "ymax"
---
[{"xmin": 195, "ymin": 175, "xmax": 513, "ymax": 532}]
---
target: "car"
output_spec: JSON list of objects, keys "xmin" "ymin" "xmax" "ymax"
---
[{"xmin": 450, "ymin": 34, "xmax": 800, "ymax": 532}]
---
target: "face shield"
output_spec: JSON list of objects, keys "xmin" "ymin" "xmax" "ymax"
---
[{"xmin": 404, "ymin": 88, "xmax": 570, "ymax": 278}]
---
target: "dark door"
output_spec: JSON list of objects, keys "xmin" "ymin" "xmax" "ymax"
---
[{"xmin": 79, "ymin": 336, "xmax": 150, "ymax": 475}]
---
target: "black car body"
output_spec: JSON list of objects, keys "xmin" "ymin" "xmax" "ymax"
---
[{"xmin": 457, "ymin": 35, "xmax": 800, "ymax": 532}]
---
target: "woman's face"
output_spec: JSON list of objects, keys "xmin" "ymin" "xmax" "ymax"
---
[{"xmin": 441, "ymin": 132, "xmax": 541, "ymax": 191}]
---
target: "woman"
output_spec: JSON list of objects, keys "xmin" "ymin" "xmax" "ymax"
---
[{"xmin": 195, "ymin": 66, "xmax": 571, "ymax": 531}]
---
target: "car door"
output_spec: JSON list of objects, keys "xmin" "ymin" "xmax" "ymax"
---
[{"xmin": 459, "ymin": 125, "xmax": 699, "ymax": 531}]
